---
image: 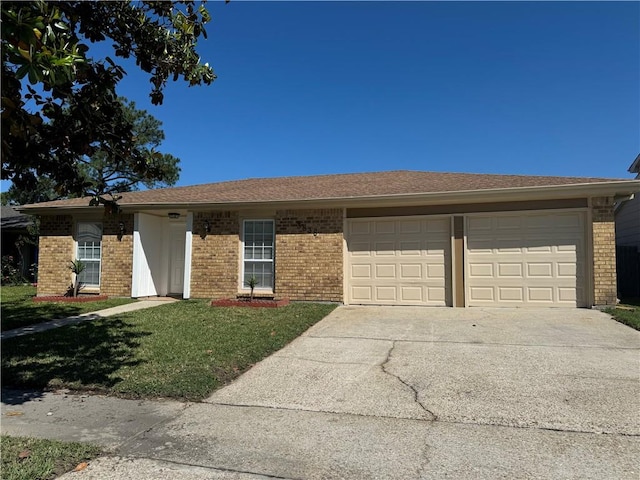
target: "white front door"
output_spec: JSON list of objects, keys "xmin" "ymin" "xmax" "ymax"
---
[{"xmin": 169, "ymin": 224, "xmax": 186, "ymax": 294}]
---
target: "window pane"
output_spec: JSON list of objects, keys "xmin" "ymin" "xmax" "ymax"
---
[
  {"xmin": 77, "ymin": 223, "xmax": 102, "ymax": 286},
  {"xmin": 79, "ymin": 260, "xmax": 100, "ymax": 286},
  {"xmin": 243, "ymin": 220, "xmax": 274, "ymax": 290},
  {"xmin": 244, "ymin": 261, "xmax": 273, "ymax": 289}
]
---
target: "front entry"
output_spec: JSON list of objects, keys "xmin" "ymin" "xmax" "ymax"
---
[
  {"xmin": 169, "ymin": 222, "xmax": 186, "ymax": 295},
  {"xmin": 132, "ymin": 213, "xmax": 188, "ymax": 298}
]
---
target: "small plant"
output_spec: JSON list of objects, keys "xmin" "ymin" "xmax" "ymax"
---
[
  {"xmin": 245, "ymin": 275, "xmax": 259, "ymax": 302},
  {"xmin": 29, "ymin": 262, "xmax": 38, "ymax": 283},
  {"xmin": 1, "ymin": 255, "xmax": 25, "ymax": 285},
  {"xmin": 68, "ymin": 259, "xmax": 86, "ymax": 297}
]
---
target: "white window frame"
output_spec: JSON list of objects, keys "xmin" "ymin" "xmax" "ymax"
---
[
  {"xmin": 241, "ymin": 219, "xmax": 275, "ymax": 293},
  {"xmin": 76, "ymin": 222, "xmax": 103, "ymax": 288}
]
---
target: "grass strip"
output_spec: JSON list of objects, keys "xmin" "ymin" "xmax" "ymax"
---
[
  {"xmin": 1, "ymin": 435, "xmax": 100, "ymax": 480},
  {"xmin": 604, "ymin": 303, "xmax": 640, "ymax": 331},
  {"xmin": 1, "ymin": 285, "xmax": 136, "ymax": 332}
]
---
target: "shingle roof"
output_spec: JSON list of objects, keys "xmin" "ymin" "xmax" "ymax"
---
[
  {"xmin": 20, "ymin": 170, "xmax": 632, "ymax": 209},
  {"xmin": 1, "ymin": 206, "xmax": 35, "ymax": 229}
]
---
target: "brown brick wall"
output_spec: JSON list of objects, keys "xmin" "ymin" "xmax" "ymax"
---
[
  {"xmin": 37, "ymin": 215, "xmax": 74, "ymax": 296},
  {"xmin": 592, "ymin": 196, "xmax": 617, "ymax": 306},
  {"xmin": 101, "ymin": 214, "xmax": 134, "ymax": 297},
  {"xmin": 37, "ymin": 213, "xmax": 133, "ymax": 297},
  {"xmin": 190, "ymin": 211, "xmax": 240, "ymax": 298},
  {"xmin": 275, "ymin": 209, "xmax": 343, "ymax": 302}
]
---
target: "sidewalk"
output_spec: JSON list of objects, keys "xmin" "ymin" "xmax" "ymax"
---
[{"xmin": 1, "ymin": 298, "xmax": 178, "ymax": 341}]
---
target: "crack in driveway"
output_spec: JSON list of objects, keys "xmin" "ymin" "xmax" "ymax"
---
[{"xmin": 381, "ymin": 340, "xmax": 437, "ymax": 421}]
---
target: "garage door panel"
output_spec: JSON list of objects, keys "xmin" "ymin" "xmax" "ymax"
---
[
  {"xmin": 427, "ymin": 263, "xmax": 445, "ymax": 279},
  {"xmin": 557, "ymin": 263, "xmax": 576, "ymax": 277},
  {"xmin": 558, "ymin": 287, "xmax": 577, "ymax": 302},
  {"xmin": 351, "ymin": 286, "xmax": 372, "ymax": 302},
  {"xmin": 526, "ymin": 245, "xmax": 553, "ymax": 253},
  {"xmin": 373, "ymin": 241, "xmax": 395, "ymax": 255},
  {"xmin": 375, "ymin": 286, "xmax": 397, "ymax": 302},
  {"xmin": 401, "ymin": 286, "xmax": 423, "ymax": 302},
  {"xmin": 497, "ymin": 216, "xmax": 522, "ymax": 230},
  {"xmin": 347, "ymin": 218, "xmax": 451, "ymax": 306},
  {"xmin": 426, "ymin": 219, "xmax": 450, "ymax": 233},
  {"xmin": 498, "ymin": 263, "xmax": 523, "ymax": 277},
  {"xmin": 400, "ymin": 220, "xmax": 421, "ymax": 234},
  {"xmin": 375, "ymin": 222, "xmax": 395, "ymax": 234},
  {"xmin": 469, "ymin": 286, "xmax": 494, "ymax": 301},
  {"xmin": 528, "ymin": 287, "xmax": 554, "ymax": 302},
  {"xmin": 349, "ymin": 242, "xmax": 372, "ymax": 255},
  {"xmin": 350, "ymin": 222, "xmax": 371, "ymax": 235},
  {"xmin": 468, "ymin": 217, "xmax": 493, "ymax": 231},
  {"xmin": 351, "ymin": 264, "xmax": 371, "ymax": 278},
  {"xmin": 427, "ymin": 286, "xmax": 446, "ymax": 302},
  {"xmin": 499, "ymin": 287, "xmax": 524, "ymax": 302},
  {"xmin": 400, "ymin": 264, "xmax": 422, "ymax": 279},
  {"xmin": 375, "ymin": 264, "xmax": 396, "ymax": 278},
  {"xmin": 466, "ymin": 211, "xmax": 586, "ymax": 308},
  {"xmin": 527, "ymin": 263, "xmax": 553, "ymax": 277},
  {"xmin": 469, "ymin": 263, "xmax": 494, "ymax": 277},
  {"xmin": 399, "ymin": 241, "xmax": 421, "ymax": 254}
]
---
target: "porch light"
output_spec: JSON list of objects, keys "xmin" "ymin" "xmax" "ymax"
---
[
  {"xmin": 168, "ymin": 212, "xmax": 181, "ymax": 219},
  {"xmin": 204, "ymin": 220, "xmax": 211, "ymax": 234},
  {"xmin": 118, "ymin": 221, "xmax": 125, "ymax": 234}
]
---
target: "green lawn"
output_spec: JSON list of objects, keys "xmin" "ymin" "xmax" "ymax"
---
[
  {"xmin": 0, "ymin": 285, "xmax": 136, "ymax": 332},
  {"xmin": 1, "ymin": 435, "xmax": 101, "ymax": 480},
  {"xmin": 1, "ymin": 300, "xmax": 337, "ymax": 400},
  {"xmin": 605, "ymin": 301, "xmax": 640, "ymax": 331}
]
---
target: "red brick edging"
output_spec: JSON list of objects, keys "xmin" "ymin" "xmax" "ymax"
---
[
  {"xmin": 210, "ymin": 298, "xmax": 290, "ymax": 308},
  {"xmin": 33, "ymin": 295, "xmax": 109, "ymax": 303}
]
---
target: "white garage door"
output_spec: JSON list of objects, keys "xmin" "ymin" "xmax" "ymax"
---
[
  {"xmin": 346, "ymin": 217, "xmax": 451, "ymax": 306},
  {"xmin": 466, "ymin": 211, "xmax": 587, "ymax": 307}
]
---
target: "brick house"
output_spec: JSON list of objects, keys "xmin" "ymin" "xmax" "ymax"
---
[{"xmin": 19, "ymin": 170, "xmax": 640, "ymax": 308}]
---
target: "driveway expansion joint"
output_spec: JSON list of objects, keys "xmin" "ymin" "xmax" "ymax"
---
[
  {"xmin": 115, "ymin": 402, "xmax": 194, "ymax": 453},
  {"xmin": 129, "ymin": 456, "xmax": 300, "ymax": 479},
  {"xmin": 380, "ymin": 340, "xmax": 437, "ymax": 421},
  {"xmin": 204, "ymin": 401, "xmax": 441, "ymax": 424},
  {"xmin": 271, "ymin": 354, "xmax": 370, "ymax": 366}
]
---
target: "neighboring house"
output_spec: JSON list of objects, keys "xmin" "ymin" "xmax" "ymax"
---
[
  {"xmin": 1, "ymin": 205, "xmax": 38, "ymax": 281},
  {"xmin": 614, "ymin": 155, "xmax": 640, "ymax": 298},
  {"xmin": 19, "ymin": 170, "xmax": 640, "ymax": 308}
]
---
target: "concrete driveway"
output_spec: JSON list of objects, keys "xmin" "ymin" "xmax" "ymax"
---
[{"xmin": 64, "ymin": 306, "xmax": 635, "ymax": 480}]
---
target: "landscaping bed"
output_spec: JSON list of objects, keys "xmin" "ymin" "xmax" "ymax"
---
[
  {"xmin": 211, "ymin": 297, "xmax": 290, "ymax": 308},
  {"xmin": 33, "ymin": 295, "xmax": 109, "ymax": 303}
]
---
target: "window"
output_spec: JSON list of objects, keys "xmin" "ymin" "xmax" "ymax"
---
[
  {"xmin": 77, "ymin": 223, "xmax": 102, "ymax": 287},
  {"xmin": 242, "ymin": 220, "xmax": 274, "ymax": 290}
]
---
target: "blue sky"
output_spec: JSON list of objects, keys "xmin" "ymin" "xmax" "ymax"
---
[{"xmin": 7, "ymin": 1, "xmax": 640, "ymax": 192}]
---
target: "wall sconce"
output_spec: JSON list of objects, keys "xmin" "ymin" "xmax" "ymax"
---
[
  {"xmin": 204, "ymin": 220, "xmax": 211, "ymax": 234},
  {"xmin": 118, "ymin": 221, "xmax": 125, "ymax": 234},
  {"xmin": 168, "ymin": 212, "xmax": 180, "ymax": 219}
]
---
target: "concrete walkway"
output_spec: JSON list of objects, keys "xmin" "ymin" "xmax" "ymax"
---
[
  {"xmin": 2, "ymin": 306, "xmax": 639, "ymax": 479},
  {"xmin": 1, "ymin": 298, "xmax": 178, "ymax": 340}
]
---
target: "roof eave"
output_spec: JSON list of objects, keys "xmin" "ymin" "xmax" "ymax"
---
[{"xmin": 17, "ymin": 180, "xmax": 640, "ymax": 215}]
